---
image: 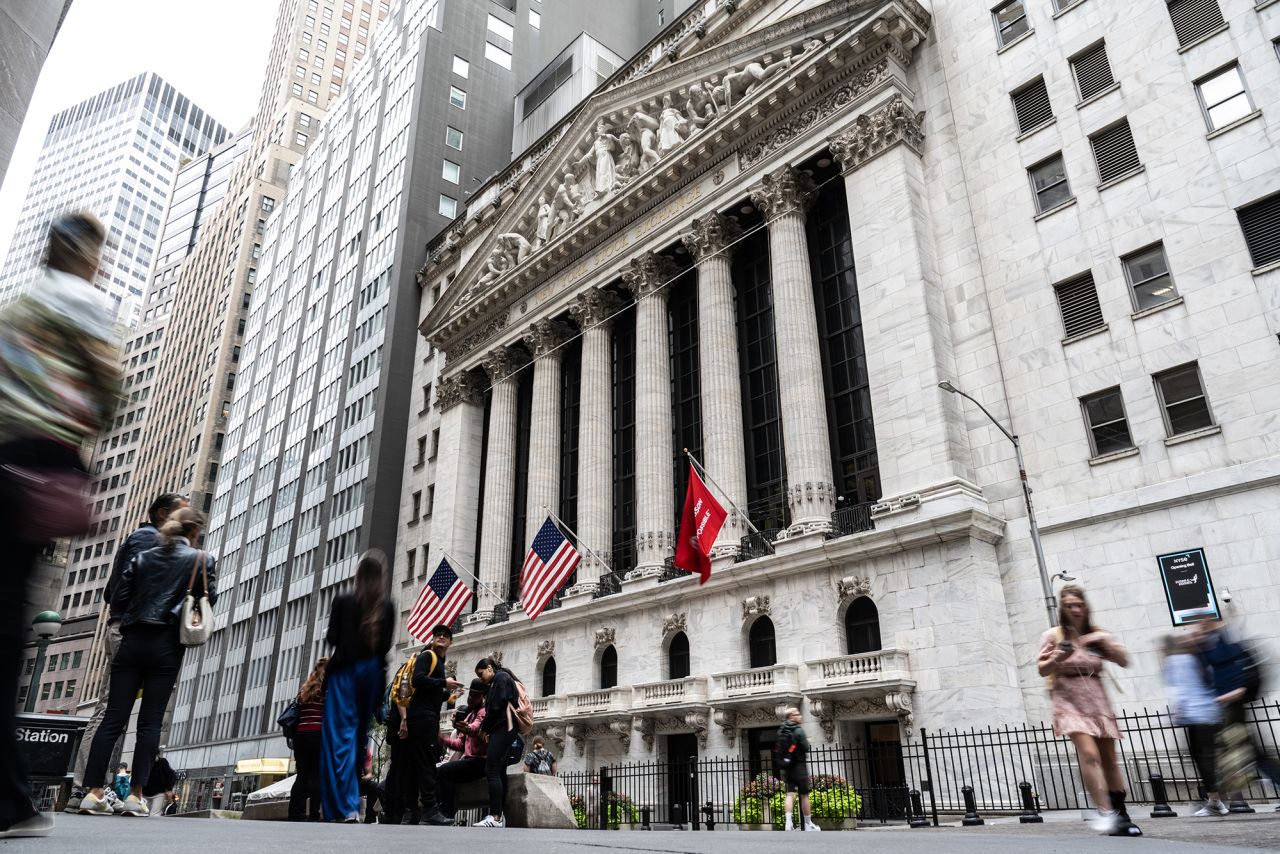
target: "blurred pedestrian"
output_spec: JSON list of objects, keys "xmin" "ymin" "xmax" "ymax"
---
[
  {"xmin": 289, "ymin": 657, "xmax": 328, "ymax": 822},
  {"xmin": 68, "ymin": 491, "xmax": 187, "ymax": 810},
  {"xmin": 476, "ymin": 657, "xmax": 522, "ymax": 828},
  {"xmin": 776, "ymin": 706, "xmax": 818, "ymax": 831},
  {"xmin": 0, "ymin": 211, "xmax": 119, "ymax": 839},
  {"xmin": 79, "ymin": 507, "xmax": 217, "ymax": 817},
  {"xmin": 1196, "ymin": 620, "xmax": 1280, "ymax": 796},
  {"xmin": 438, "ymin": 679, "xmax": 489, "ymax": 821},
  {"xmin": 522, "ymin": 735, "xmax": 557, "ymax": 776},
  {"xmin": 1162, "ymin": 632, "xmax": 1225, "ymax": 815},
  {"xmin": 320, "ymin": 550, "xmax": 393, "ymax": 822},
  {"xmin": 1038, "ymin": 585, "xmax": 1134, "ymax": 835},
  {"xmin": 142, "ymin": 749, "xmax": 178, "ymax": 818}
]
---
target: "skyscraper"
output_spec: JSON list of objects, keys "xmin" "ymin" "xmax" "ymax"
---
[
  {"xmin": 0, "ymin": 73, "xmax": 229, "ymax": 323},
  {"xmin": 162, "ymin": 0, "xmax": 683, "ymax": 801}
]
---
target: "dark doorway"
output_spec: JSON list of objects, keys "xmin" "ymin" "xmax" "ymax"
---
[
  {"xmin": 745, "ymin": 726, "xmax": 777, "ymax": 781},
  {"xmin": 599, "ymin": 645, "xmax": 618, "ymax": 689},
  {"xmin": 668, "ymin": 631, "xmax": 690, "ymax": 679},
  {"xmin": 748, "ymin": 617, "xmax": 776, "ymax": 668},
  {"xmin": 541, "ymin": 657, "xmax": 557, "ymax": 697},
  {"xmin": 845, "ymin": 598, "xmax": 882, "ymax": 654},
  {"xmin": 863, "ymin": 720, "xmax": 907, "ymax": 822},
  {"xmin": 665, "ymin": 733, "xmax": 699, "ymax": 826}
]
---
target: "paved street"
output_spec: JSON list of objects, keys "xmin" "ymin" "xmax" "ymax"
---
[{"xmin": 9, "ymin": 811, "xmax": 1278, "ymax": 853}]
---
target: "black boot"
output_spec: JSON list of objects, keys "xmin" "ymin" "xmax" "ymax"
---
[{"xmin": 1108, "ymin": 791, "xmax": 1142, "ymax": 837}]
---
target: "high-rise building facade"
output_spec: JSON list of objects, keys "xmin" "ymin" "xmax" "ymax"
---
[
  {"xmin": 162, "ymin": 0, "xmax": 684, "ymax": 803},
  {"xmin": 0, "ymin": 73, "xmax": 229, "ymax": 322},
  {"xmin": 412, "ymin": 0, "xmax": 1280, "ymax": 794},
  {"xmin": 0, "ymin": 0, "xmax": 75, "ymax": 185}
]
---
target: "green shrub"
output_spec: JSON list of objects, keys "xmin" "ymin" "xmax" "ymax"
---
[
  {"xmin": 732, "ymin": 772, "xmax": 862, "ymax": 828},
  {"xmin": 567, "ymin": 791, "xmax": 640, "ymax": 829}
]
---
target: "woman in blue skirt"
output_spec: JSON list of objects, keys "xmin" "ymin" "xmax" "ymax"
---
[{"xmin": 320, "ymin": 551, "xmax": 393, "ymax": 822}]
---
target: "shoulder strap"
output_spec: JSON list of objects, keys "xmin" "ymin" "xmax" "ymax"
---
[
  {"xmin": 186, "ymin": 550, "xmax": 205, "ymax": 595},
  {"xmin": 427, "ymin": 650, "xmax": 438, "ymax": 675}
]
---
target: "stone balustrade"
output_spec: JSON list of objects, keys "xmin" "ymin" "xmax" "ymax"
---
[
  {"xmin": 631, "ymin": 675, "xmax": 710, "ymax": 710},
  {"xmin": 806, "ymin": 648, "xmax": 911, "ymax": 690},
  {"xmin": 712, "ymin": 663, "xmax": 801, "ymax": 700},
  {"xmin": 565, "ymin": 686, "xmax": 630, "ymax": 717}
]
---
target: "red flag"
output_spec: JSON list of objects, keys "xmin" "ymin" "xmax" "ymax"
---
[{"xmin": 674, "ymin": 463, "xmax": 728, "ymax": 584}]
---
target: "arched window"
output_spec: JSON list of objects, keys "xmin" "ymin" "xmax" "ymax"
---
[
  {"xmin": 541, "ymin": 656, "xmax": 557, "ymax": 697},
  {"xmin": 599, "ymin": 645, "xmax": 618, "ymax": 689},
  {"xmin": 748, "ymin": 617, "xmax": 776, "ymax": 668},
  {"xmin": 668, "ymin": 631, "xmax": 690, "ymax": 679},
  {"xmin": 845, "ymin": 597, "xmax": 882, "ymax": 655}
]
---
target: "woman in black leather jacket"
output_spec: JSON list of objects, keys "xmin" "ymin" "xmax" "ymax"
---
[{"xmin": 78, "ymin": 507, "xmax": 217, "ymax": 817}]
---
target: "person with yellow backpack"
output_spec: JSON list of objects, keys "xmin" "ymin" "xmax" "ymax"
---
[{"xmin": 382, "ymin": 625, "xmax": 463, "ymax": 826}]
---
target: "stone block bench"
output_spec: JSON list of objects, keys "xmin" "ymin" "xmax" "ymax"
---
[{"xmin": 452, "ymin": 769, "xmax": 576, "ymax": 829}]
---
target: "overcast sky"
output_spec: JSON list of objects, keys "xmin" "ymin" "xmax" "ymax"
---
[{"xmin": 0, "ymin": 0, "xmax": 279, "ymax": 264}]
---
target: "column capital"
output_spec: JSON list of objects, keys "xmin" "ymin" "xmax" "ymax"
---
[
  {"xmin": 435, "ymin": 371, "xmax": 485, "ymax": 412},
  {"xmin": 828, "ymin": 94, "xmax": 925, "ymax": 174},
  {"xmin": 481, "ymin": 345, "xmax": 528, "ymax": 383},
  {"xmin": 680, "ymin": 212, "xmax": 743, "ymax": 264},
  {"xmin": 749, "ymin": 164, "xmax": 817, "ymax": 222},
  {"xmin": 569, "ymin": 287, "xmax": 625, "ymax": 329},
  {"xmin": 621, "ymin": 252, "xmax": 680, "ymax": 300},
  {"xmin": 526, "ymin": 318, "xmax": 574, "ymax": 357}
]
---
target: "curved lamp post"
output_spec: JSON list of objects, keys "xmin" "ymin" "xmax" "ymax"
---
[
  {"xmin": 24, "ymin": 610, "xmax": 63, "ymax": 713},
  {"xmin": 938, "ymin": 381, "xmax": 1058, "ymax": 628}
]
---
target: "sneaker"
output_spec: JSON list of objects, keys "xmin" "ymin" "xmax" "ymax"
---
[
  {"xmin": 64, "ymin": 790, "xmax": 85, "ymax": 814},
  {"xmin": 476, "ymin": 815, "xmax": 506, "ymax": 827},
  {"xmin": 78, "ymin": 793, "xmax": 113, "ymax": 816},
  {"xmin": 1090, "ymin": 809, "xmax": 1119, "ymax": 834},
  {"xmin": 0, "ymin": 813, "xmax": 54, "ymax": 839},
  {"xmin": 1213, "ymin": 801, "xmax": 1228, "ymax": 815},
  {"xmin": 118, "ymin": 795, "xmax": 149, "ymax": 817},
  {"xmin": 784, "ymin": 819, "xmax": 795, "ymax": 831},
  {"xmin": 803, "ymin": 820, "xmax": 821, "ymax": 832},
  {"xmin": 1193, "ymin": 804, "xmax": 1215, "ymax": 817}
]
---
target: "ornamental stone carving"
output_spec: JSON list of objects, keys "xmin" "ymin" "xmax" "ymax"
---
[
  {"xmin": 684, "ymin": 709, "xmax": 710, "ymax": 750},
  {"xmin": 536, "ymin": 640, "xmax": 556, "ymax": 660},
  {"xmin": 712, "ymin": 708, "xmax": 737, "ymax": 745},
  {"xmin": 741, "ymin": 595, "xmax": 771, "ymax": 620},
  {"xmin": 827, "ymin": 94, "xmax": 926, "ymax": 174},
  {"xmin": 434, "ymin": 371, "xmax": 484, "ymax": 412},
  {"xmin": 566, "ymin": 723, "xmax": 586, "ymax": 754},
  {"xmin": 837, "ymin": 575, "xmax": 872, "ymax": 600},
  {"xmin": 445, "ymin": 314, "xmax": 508, "ymax": 362},
  {"xmin": 481, "ymin": 345, "xmax": 527, "ymax": 383},
  {"xmin": 445, "ymin": 661, "xmax": 458, "ymax": 680},
  {"xmin": 608, "ymin": 717, "xmax": 632, "ymax": 748},
  {"xmin": 526, "ymin": 319, "xmax": 573, "ymax": 357},
  {"xmin": 594, "ymin": 627, "xmax": 616, "ymax": 649},
  {"xmin": 885, "ymin": 691, "xmax": 915, "ymax": 729},
  {"xmin": 634, "ymin": 716, "xmax": 656, "ymax": 751},
  {"xmin": 487, "ymin": 650, "xmax": 504, "ymax": 666},
  {"xmin": 749, "ymin": 164, "xmax": 817, "ymax": 221},
  {"xmin": 680, "ymin": 212, "xmax": 743, "ymax": 264},
  {"xmin": 621, "ymin": 253, "xmax": 680, "ymax": 300},
  {"xmin": 662, "ymin": 612, "xmax": 688, "ymax": 638},
  {"xmin": 569, "ymin": 287, "xmax": 625, "ymax": 330}
]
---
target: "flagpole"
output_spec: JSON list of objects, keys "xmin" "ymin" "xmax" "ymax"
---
[
  {"xmin": 542, "ymin": 505, "xmax": 614, "ymax": 575},
  {"xmin": 437, "ymin": 547, "xmax": 506, "ymax": 606},
  {"xmin": 683, "ymin": 447, "xmax": 768, "ymax": 541}
]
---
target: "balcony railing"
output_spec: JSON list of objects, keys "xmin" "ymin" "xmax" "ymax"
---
[
  {"xmin": 592, "ymin": 571, "xmax": 623, "ymax": 599},
  {"xmin": 632, "ymin": 675, "xmax": 710, "ymax": 710},
  {"xmin": 830, "ymin": 503, "xmax": 875, "ymax": 538},
  {"xmin": 566, "ymin": 686, "xmax": 630, "ymax": 716},
  {"xmin": 530, "ymin": 695, "xmax": 567, "ymax": 719},
  {"xmin": 807, "ymin": 649, "xmax": 911, "ymax": 691},
  {"xmin": 737, "ymin": 528, "xmax": 782, "ymax": 561},
  {"xmin": 713, "ymin": 663, "xmax": 801, "ymax": 700}
]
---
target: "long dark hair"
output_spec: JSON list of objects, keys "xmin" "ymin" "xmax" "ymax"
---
[
  {"xmin": 298, "ymin": 657, "xmax": 328, "ymax": 705},
  {"xmin": 354, "ymin": 550, "xmax": 388, "ymax": 650},
  {"xmin": 1057, "ymin": 584, "xmax": 1095, "ymax": 636},
  {"xmin": 475, "ymin": 656, "xmax": 519, "ymax": 683}
]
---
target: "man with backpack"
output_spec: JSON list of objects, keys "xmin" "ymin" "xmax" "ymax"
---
[
  {"xmin": 775, "ymin": 706, "xmax": 819, "ymax": 832},
  {"xmin": 1196, "ymin": 620, "xmax": 1279, "ymax": 798},
  {"xmin": 382, "ymin": 625, "xmax": 462, "ymax": 826}
]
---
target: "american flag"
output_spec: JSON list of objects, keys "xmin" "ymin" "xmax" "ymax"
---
[
  {"xmin": 406, "ymin": 559, "xmax": 472, "ymax": 642},
  {"xmin": 520, "ymin": 516, "xmax": 581, "ymax": 621}
]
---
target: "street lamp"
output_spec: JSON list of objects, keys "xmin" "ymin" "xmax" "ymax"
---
[
  {"xmin": 24, "ymin": 610, "xmax": 63, "ymax": 713},
  {"xmin": 938, "ymin": 381, "xmax": 1058, "ymax": 627}
]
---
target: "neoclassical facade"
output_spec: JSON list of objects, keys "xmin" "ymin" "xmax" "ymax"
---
[{"xmin": 405, "ymin": 0, "xmax": 1280, "ymax": 773}]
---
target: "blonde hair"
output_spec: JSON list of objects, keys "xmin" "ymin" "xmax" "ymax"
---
[{"xmin": 159, "ymin": 507, "xmax": 206, "ymax": 544}]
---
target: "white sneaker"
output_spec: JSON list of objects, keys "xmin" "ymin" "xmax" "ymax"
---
[
  {"xmin": 803, "ymin": 819, "xmax": 821, "ymax": 832},
  {"xmin": 118, "ymin": 796, "xmax": 149, "ymax": 817},
  {"xmin": 785, "ymin": 818, "xmax": 795, "ymax": 831},
  {"xmin": 1090, "ymin": 809, "xmax": 1119, "ymax": 834},
  {"xmin": 1193, "ymin": 805, "xmax": 1215, "ymax": 817},
  {"xmin": 1214, "ymin": 800, "xmax": 1229, "ymax": 815},
  {"xmin": 78, "ymin": 793, "xmax": 113, "ymax": 816},
  {"xmin": 0, "ymin": 813, "xmax": 54, "ymax": 839},
  {"xmin": 477, "ymin": 814, "xmax": 505, "ymax": 827}
]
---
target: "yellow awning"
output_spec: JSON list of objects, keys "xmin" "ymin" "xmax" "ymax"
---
[{"xmin": 234, "ymin": 758, "xmax": 292, "ymax": 775}]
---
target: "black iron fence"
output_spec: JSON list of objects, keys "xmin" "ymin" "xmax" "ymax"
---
[{"xmin": 559, "ymin": 698, "xmax": 1280, "ymax": 829}]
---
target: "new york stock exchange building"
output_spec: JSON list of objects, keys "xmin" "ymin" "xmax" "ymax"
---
[{"xmin": 406, "ymin": 0, "xmax": 1280, "ymax": 792}]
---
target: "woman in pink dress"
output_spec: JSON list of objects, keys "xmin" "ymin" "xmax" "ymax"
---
[{"xmin": 1038, "ymin": 585, "xmax": 1131, "ymax": 834}]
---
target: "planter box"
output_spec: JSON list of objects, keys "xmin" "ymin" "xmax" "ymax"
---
[
  {"xmin": 813, "ymin": 817, "xmax": 857, "ymax": 831},
  {"xmin": 735, "ymin": 822, "xmax": 774, "ymax": 831}
]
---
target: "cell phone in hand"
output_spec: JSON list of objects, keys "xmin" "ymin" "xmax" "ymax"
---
[{"xmin": 1058, "ymin": 640, "xmax": 1074, "ymax": 653}]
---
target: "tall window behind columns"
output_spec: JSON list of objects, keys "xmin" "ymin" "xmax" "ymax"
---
[
  {"xmin": 807, "ymin": 176, "xmax": 881, "ymax": 506},
  {"xmin": 559, "ymin": 336, "xmax": 582, "ymax": 585},
  {"xmin": 669, "ymin": 266, "xmax": 702, "ymax": 529},
  {"xmin": 507, "ymin": 369, "xmax": 534, "ymax": 599},
  {"xmin": 471, "ymin": 389, "xmax": 492, "ymax": 616},
  {"xmin": 733, "ymin": 225, "xmax": 788, "ymax": 532},
  {"xmin": 611, "ymin": 301, "xmax": 638, "ymax": 575}
]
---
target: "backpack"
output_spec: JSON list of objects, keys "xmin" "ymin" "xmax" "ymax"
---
[
  {"xmin": 772, "ymin": 725, "xmax": 797, "ymax": 776},
  {"xmin": 277, "ymin": 699, "xmax": 301, "ymax": 742},
  {"xmin": 383, "ymin": 651, "xmax": 438, "ymax": 725},
  {"xmin": 508, "ymin": 678, "xmax": 535, "ymax": 735}
]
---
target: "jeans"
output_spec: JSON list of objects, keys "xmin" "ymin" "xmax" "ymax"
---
[
  {"xmin": 73, "ymin": 622, "xmax": 122, "ymax": 787},
  {"xmin": 438, "ymin": 757, "xmax": 486, "ymax": 817},
  {"xmin": 289, "ymin": 731, "xmax": 322, "ymax": 821},
  {"xmin": 83, "ymin": 623, "xmax": 185, "ymax": 792},
  {"xmin": 1185, "ymin": 723, "xmax": 1219, "ymax": 794},
  {"xmin": 320, "ymin": 657, "xmax": 383, "ymax": 821},
  {"xmin": 485, "ymin": 728, "xmax": 517, "ymax": 818},
  {"xmin": 384, "ymin": 718, "xmax": 439, "ymax": 819}
]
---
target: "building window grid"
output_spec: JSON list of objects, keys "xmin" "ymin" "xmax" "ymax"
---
[
  {"xmin": 1166, "ymin": 0, "xmax": 1225, "ymax": 48},
  {"xmin": 1028, "ymin": 153, "xmax": 1072, "ymax": 213},
  {"xmin": 1081, "ymin": 387, "xmax": 1135, "ymax": 458},
  {"xmin": 611, "ymin": 303, "xmax": 638, "ymax": 575},
  {"xmin": 669, "ymin": 269, "xmax": 703, "ymax": 530},
  {"xmin": 1054, "ymin": 272, "xmax": 1106, "ymax": 338},
  {"xmin": 559, "ymin": 337, "xmax": 582, "ymax": 578},
  {"xmin": 449, "ymin": 86, "xmax": 467, "ymax": 109},
  {"xmin": 1195, "ymin": 64, "xmax": 1254, "ymax": 131},
  {"xmin": 1237, "ymin": 192, "xmax": 1280, "ymax": 269},
  {"xmin": 1089, "ymin": 119, "xmax": 1141, "ymax": 184},
  {"xmin": 1154, "ymin": 363, "xmax": 1215, "ymax": 437},
  {"xmin": 1070, "ymin": 41, "xmax": 1115, "ymax": 101},
  {"xmin": 1011, "ymin": 76, "xmax": 1053, "ymax": 135},
  {"xmin": 507, "ymin": 372, "xmax": 534, "ymax": 599},
  {"xmin": 992, "ymin": 0, "xmax": 1030, "ymax": 47},
  {"xmin": 1122, "ymin": 243, "xmax": 1179, "ymax": 311}
]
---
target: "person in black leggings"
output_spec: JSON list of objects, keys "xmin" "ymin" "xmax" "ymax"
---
[{"xmin": 475, "ymin": 658, "xmax": 520, "ymax": 828}]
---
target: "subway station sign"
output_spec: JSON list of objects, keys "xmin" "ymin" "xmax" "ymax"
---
[
  {"xmin": 15, "ymin": 713, "xmax": 88, "ymax": 781},
  {"xmin": 1156, "ymin": 547, "xmax": 1221, "ymax": 626}
]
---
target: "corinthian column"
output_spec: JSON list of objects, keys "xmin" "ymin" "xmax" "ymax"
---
[
  {"xmin": 567, "ymin": 288, "xmax": 623, "ymax": 593},
  {"xmin": 472, "ymin": 345, "xmax": 526, "ymax": 621},
  {"xmin": 430, "ymin": 371, "xmax": 486, "ymax": 580},
  {"xmin": 680, "ymin": 212, "xmax": 748, "ymax": 555},
  {"xmin": 524, "ymin": 319, "xmax": 572, "ymax": 550},
  {"xmin": 622, "ymin": 253, "xmax": 679, "ymax": 577},
  {"xmin": 750, "ymin": 165, "xmax": 835, "ymax": 538}
]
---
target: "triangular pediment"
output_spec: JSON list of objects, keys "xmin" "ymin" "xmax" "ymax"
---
[{"xmin": 422, "ymin": 0, "xmax": 929, "ymax": 347}]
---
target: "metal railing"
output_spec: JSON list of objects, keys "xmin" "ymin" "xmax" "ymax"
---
[
  {"xmin": 593, "ymin": 571, "xmax": 623, "ymax": 599},
  {"xmin": 830, "ymin": 503, "xmax": 875, "ymax": 538}
]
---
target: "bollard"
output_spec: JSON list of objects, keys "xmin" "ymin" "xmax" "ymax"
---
[
  {"xmin": 961, "ymin": 785, "xmax": 984, "ymax": 826},
  {"xmin": 671, "ymin": 802, "xmax": 687, "ymax": 830},
  {"xmin": 1018, "ymin": 781, "xmax": 1043, "ymax": 824},
  {"xmin": 1228, "ymin": 795, "xmax": 1255, "ymax": 814},
  {"xmin": 701, "ymin": 800, "xmax": 716, "ymax": 830},
  {"xmin": 640, "ymin": 806, "xmax": 652, "ymax": 830},
  {"xmin": 1148, "ymin": 774, "xmax": 1177, "ymax": 818},
  {"xmin": 908, "ymin": 789, "xmax": 930, "ymax": 828}
]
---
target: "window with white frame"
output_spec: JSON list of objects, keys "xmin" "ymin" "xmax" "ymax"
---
[
  {"xmin": 445, "ymin": 126, "xmax": 463, "ymax": 149},
  {"xmin": 1121, "ymin": 243, "xmax": 1178, "ymax": 310},
  {"xmin": 1153, "ymin": 363, "xmax": 1215, "ymax": 436},
  {"xmin": 449, "ymin": 86, "xmax": 466, "ymax": 109},
  {"xmin": 992, "ymin": 1, "xmax": 1030, "ymax": 47},
  {"xmin": 452, "ymin": 55, "xmax": 469, "ymax": 78},
  {"xmin": 1080, "ymin": 388, "xmax": 1134, "ymax": 457},
  {"xmin": 442, "ymin": 160, "xmax": 460, "ymax": 183},
  {"xmin": 438, "ymin": 195, "xmax": 458, "ymax": 218},
  {"xmin": 1028, "ymin": 153, "xmax": 1072, "ymax": 213},
  {"xmin": 1195, "ymin": 64, "xmax": 1254, "ymax": 132}
]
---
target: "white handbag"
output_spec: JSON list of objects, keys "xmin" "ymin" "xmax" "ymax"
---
[{"xmin": 179, "ymin": 551, "xmax": 213, "ymax": 647}]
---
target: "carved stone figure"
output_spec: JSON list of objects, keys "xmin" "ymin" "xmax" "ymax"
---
[
  {"xmin": 476, "ymin": 248, "xmax": 511, "ymax": 289},
  {"xmin": 576, "ymin": 119, "xmax": 623, "ymax": 196},
  {"xmin": 684, "ymin": 81, "xmax": 718, "ymax": 133},
  {"xmin": 613, "ymin": 132, "xmax": 639, "ymax": 186},
  {"xmin": 497, "ymin": 231, "xmax": 533, "ymax": 265},
  {"xmin": 551, "ymin": 171, "xmax": 582, "ymax": 236},
  {"xmin": 722, "ymin": 55, "xmax": 792, "ymax": 108},
  {"xmin": 534, "ymin": 194, "xmax": 553, "ymax": 247},
  {"xmin": 657, "ymin": 94, "xmax": 688, "ymax": 155},
  {"xmin": 627, "ymin": 109, "xmax": 661, "ymax": 172}
]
